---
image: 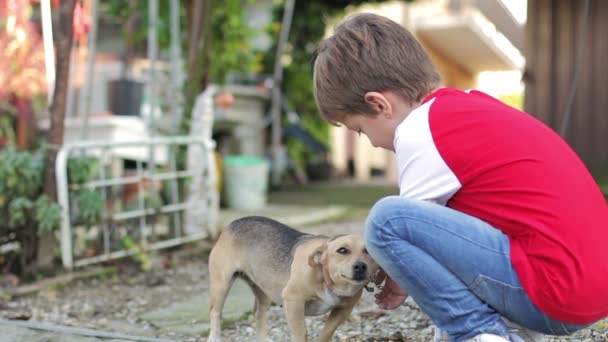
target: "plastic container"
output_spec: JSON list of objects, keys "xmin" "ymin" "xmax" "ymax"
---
[
  {"xmin": 222, "ymin": 155, "xmax": 269, "ymax": 211},
  {"xmin": 107, "ymin": 78, "xmax": 143, "ymax": 116}
]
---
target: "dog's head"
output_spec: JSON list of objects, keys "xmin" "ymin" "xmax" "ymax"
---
[{"xmin": 308, "ymin": 234, "xmax": 378, "ymax": 296}]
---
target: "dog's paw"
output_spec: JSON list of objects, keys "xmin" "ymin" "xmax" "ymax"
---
[{"xmin": 206, "ymin": 337, "xmax": 223, "ymax": 342}]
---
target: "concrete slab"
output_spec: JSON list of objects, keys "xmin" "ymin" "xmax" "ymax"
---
[
  {"xmin": 0, "ymin": 325, "xmax": 102, "ymax": 342},
  {"xmin": 0, "ymin": 319, "xmax": 170, "ymax": 342},
  {"xmin": 97, "ymin": 320, "xmax": 159, "ymax": 339},
  {"xmin": 141, "ymin": 279, "xmax": 254, "ymax": 337}
]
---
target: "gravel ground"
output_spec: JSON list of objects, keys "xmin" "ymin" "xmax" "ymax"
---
[{"xmin": 0, "ymin": 221, "xmax": 606, "ymax": 342}]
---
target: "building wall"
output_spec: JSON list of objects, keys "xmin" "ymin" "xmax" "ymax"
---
[
  {"xmin": 525, "ymin": 0, "xmax": 608, "ymax": 168},
  {"xmin": 419, "ymin": 39, "xmax": 476, "ymax": 90}
]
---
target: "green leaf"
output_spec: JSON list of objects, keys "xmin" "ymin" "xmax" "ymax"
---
[
  {"xmin": 68, "ymin": 156, "xmax": 99, "ymax": 185},
  {"xmin": 75, "ymin": 190, "xmax": 104, "ymax": 226},
  {"xmin": 35, "ymin": 195, "xmax": 62, "ymax": 232},
  {"xmin": 0, "ymin": 147, "xmax": 45, "ymax": 197},
  {"xmin": 8, "ymin": 197, "xmax": 34, "ymax": 227}
]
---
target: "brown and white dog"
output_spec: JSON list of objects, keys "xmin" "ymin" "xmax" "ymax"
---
[{"xmin": 206, "ymin": 216, "xmax": 378, "ymax": 342}]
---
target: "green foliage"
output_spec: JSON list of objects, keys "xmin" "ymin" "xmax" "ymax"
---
[
  {"xmin": 0, "ymin": 147, "xmax": 61, "ymax": 233},
  {"xmin": 74, "ymin": 190, "xmax": 104, "ymax": 227},
  {"xmin": 0, "ymin": 114, "xmax": 16, "ymax": 147},
  {"xmin": 67, "ymin": 156, "xmax": 103, "ymax": 227},
  {"xmin": 100, "ymin": 0, "xmax": 258, "ymax": 85},
  {"xmin": 100, "ymin": 0, "xmax": 175, "ymax": 52},
  {"xmin": 68, "ymin": 156, "xmax": 99, "ymax": 185},
  {"xmin": 209, "ymin": 0, "xmax": 257, "ymax": 83},
  {"xmin": 120, "ymin": 235, "xmax": 151, "ymax": 271},
  {"xmin": 0, "ymin": 148, "xmax": 105, "ymax": 271},
  {"xmin": 35, "ymin": 195, "xmax": 62, "ymax": 233},
  {"xmin": 8, "ymin": 197, "xmax": 33, "ymax": 227},
  {"xmin": 0, "ymin": 147, "xmax": 44, "ymax": 198}
]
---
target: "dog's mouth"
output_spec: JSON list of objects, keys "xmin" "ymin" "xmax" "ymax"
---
[{"xmin": 340, "ymin": 273, "xmax": 370, "ymax": 284}]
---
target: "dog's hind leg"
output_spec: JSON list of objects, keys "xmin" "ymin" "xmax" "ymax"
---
[
  {"xmin": 250, "ymin": 284, "xmax": 271, "ymax": 342},
  {"xmin": 207, "ymin": 253, "xmax": 237, "ymax": 342}
]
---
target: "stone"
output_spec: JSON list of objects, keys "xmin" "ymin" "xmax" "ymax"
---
[{"xmin": 140, "ymin": 279, "xmax": 254, "ymax": 336}]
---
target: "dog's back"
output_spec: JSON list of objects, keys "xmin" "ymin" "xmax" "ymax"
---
[
  {"xmin": 227, "ymin": 216, "xmax": 311, "ymax": 274},
  {"xmin": 209, "ymin": 216, "xmax": 322, "ymax": 302}
]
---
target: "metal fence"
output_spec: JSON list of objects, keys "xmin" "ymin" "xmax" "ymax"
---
[{"xmin": 55, "ymin": 135, "xmax": 218, "ymax": 270}]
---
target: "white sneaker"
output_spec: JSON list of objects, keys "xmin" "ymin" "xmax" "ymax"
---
[
  {"xmin": 433, "ymin": 319, "xmax": 544, "ymax": 342},
  {"xmin": 507, "ymin": 328, "xmax": 545, "ymax": 342},
  {"xmin": 464, "ymin": 333, "xmax": 511, "ymax": 342},
  {"xmin": 503, "ymin": 318, "xmax": 545, "ymax": 342},
  {"xmin": 434, "ymin": 327, "xmax": 512, "ymax": 342},
  {"xmin": 433, "ymin": 326, "xmax": 447, "ymax": 342}
]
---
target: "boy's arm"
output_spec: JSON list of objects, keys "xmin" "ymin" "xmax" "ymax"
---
[{"xmin": 394, "ymin": 100, "xmax": 461, "ymax": 205}]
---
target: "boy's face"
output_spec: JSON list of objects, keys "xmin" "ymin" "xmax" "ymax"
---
[
  {"xmin": 337, "ymin": 91, "xmax": 413, "ymax": 151},
  {"xmin": 339, "ymin": 113, "xmax": 396, "ymax": 151}
]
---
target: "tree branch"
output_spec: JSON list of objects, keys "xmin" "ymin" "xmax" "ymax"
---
[{"xmin": 43, "ymin": 0, "xmax": 77, "ymax": 201}]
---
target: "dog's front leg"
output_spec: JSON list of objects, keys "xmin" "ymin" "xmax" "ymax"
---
[
  {"xmin": 317, "ymin": 291, "xmax": 361, "ymax": 342},
  {"xmin": 283, "ymin": 297, "xmax": 308, "ymax": 342}
]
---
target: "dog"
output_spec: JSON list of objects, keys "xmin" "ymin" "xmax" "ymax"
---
[{"xmin": 206, "ymin": 216, "xmax": 378, "ymax": 342}]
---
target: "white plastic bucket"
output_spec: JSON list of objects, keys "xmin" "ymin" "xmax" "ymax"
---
[{"xmin": 222, "ymin": 155, "xmax": 269, "ymax": 211}]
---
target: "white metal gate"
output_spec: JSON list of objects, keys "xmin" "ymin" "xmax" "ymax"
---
[{"xmin": 55, "ymin": 135, "xmax": 218, "ymax": 270}]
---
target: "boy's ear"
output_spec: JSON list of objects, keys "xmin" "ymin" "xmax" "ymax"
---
[
  {"xmin": 364, "ymin": 91, "xmax": 392, "ymax": 116},
  {"xmin": 308, "ymin": 242, "xmax": 328, "ymax": 267}
]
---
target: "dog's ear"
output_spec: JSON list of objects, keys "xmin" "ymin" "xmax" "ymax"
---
[{"xmin": 308, "ymin": 242, "xmax": 328, "ymax": 267}]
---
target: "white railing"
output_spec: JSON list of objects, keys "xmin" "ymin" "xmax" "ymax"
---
[{"xmin": 56, "ymin": 89, "xmax": 219, "ymax": 270}]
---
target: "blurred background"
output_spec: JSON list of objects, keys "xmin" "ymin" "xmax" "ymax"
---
[{"xmin": 1, "ymin": 0, "xmax": 606, "ymax": 275}]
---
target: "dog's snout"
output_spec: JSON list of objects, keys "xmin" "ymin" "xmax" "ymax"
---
[
  {"xmin": 353, "ymin": 261, "xmax": 368, "ymax": 281},
  {"xmin": 354, "ymin": 262, "xmax": 367, "ymax": 272}
]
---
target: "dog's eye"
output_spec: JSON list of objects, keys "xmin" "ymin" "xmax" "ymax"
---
[
  {"xmin": 363, "ymin": 248, "xmax": 368, "ymax": 254},
  {"xmin": 337, "ymin": 247, "xmax": 349, "ymax": 255}
]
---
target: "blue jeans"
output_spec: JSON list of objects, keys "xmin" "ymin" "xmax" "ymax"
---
[{"xmin": 364, "ymin": 196, "xmax": 590, "ymax": 342}]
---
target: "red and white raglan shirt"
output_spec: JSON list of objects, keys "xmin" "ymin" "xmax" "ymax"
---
[{"xmin": 394, "ymin": 87, "xmax": 608, "ymax": 324}]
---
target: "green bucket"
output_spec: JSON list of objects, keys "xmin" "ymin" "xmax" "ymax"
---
[{"xmin": 222, "ymin": 155, "xmax": 269, "ymax": 211}]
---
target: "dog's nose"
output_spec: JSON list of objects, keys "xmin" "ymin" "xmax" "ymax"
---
[
  {"xmin": 353, "ymin": 262, "xmax": 368, "ymax": 281},
  {"xmin": 354, "ymin": 262, "xmax": 367, "ymax": 273}
]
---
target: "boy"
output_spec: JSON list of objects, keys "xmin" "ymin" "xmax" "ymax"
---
[{"xmin": 313, "ymin": 13, "xmax": 608, "ymax": 342}]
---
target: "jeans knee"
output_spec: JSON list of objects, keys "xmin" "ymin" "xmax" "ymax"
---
[
  {"xmin": 365, "ymin": 196, "xmax": 403, "ymax": 246},
  {"xmin": 367, "ymin": 196, "xmax": 402, "ymax": 222},
  {"xmin": 365, "ymin": 196, "xmax": 431, "ymax": 248}
]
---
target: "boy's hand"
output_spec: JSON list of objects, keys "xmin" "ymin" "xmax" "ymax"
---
[{"xmin": 373, "ymin": 269, "xmax": 408, "ymax": 310}]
